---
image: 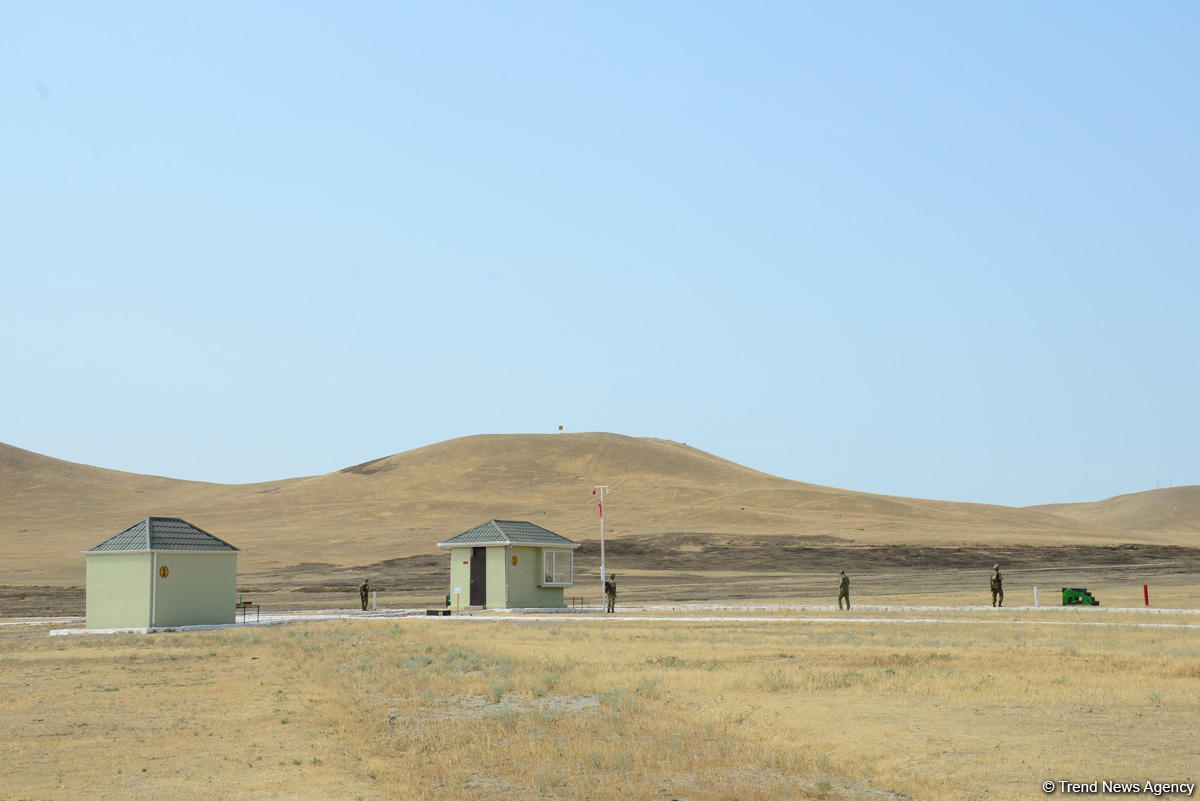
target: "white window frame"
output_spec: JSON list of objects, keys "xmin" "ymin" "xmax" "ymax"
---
[{"xmin": 541, "ymin": 549, "xmax": 574, "ymax": 587}]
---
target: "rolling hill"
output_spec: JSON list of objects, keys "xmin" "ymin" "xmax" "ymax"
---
[
  {"xmin": 1, "ymin": 433, "xmax": 1195, "ymax": 585},
  {"xmin": 1031, "ymin": 486, "xmax": 1200, "ymax": 538}
]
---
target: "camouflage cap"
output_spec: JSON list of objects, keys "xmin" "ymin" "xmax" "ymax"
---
[{"xmin": 992, "ymin": 564, "xmax": 999, "ymax": 570}]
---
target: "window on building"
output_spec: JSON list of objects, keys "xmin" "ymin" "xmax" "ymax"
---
[{"xmin": 542, "ymin": 549, "xmax": 573, "ymax": 586}]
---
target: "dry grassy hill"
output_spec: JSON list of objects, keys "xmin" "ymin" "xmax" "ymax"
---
[
  {"xmin": 1, "ymin": 433, "xmax": 1195, "ymax": 587},
  {"xmin": 1031, "ymin": 487, "xmax": 1200, "ymax": 539}
]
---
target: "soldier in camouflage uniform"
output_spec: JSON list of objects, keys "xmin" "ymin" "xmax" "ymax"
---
[
  {"xmin": 359, "ymin": 578, "xmax": 370, "ymax": 611},
  {"xmin": 837, "ymin": 570, "xmax": 850, "ymax": 610},
  {"xmin": 604, "ymin": 574, "xmax": 617, "ymax": 613},
  {"xmin": 990, "ymin": 564, "xmax": 1003, "ymax": 607}
]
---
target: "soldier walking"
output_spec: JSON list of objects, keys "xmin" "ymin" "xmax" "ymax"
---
[
  {"xmin": 837, "ymin": 570, "xmax": 850, "ymax": 610},
  {"xmin": 604, "ymin": 574, "xmax": 617, "ymax": 613},
  {"xmin": 359, "ymin": 578, "xmax": 370, "ymax": 611},
  {"xmin": 990, "ymin": 564, "xmax": 1003, "ymax": 607}
]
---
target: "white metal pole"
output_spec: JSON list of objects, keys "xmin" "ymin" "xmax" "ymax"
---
[
  {"xmin": 594, "ymin": 485, "xmax": 608, "ymax": 588},
  {"xmin": 600, "ymin": 486, "xmax": 605, "ymax": 584}
]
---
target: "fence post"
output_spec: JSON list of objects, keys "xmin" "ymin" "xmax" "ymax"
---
[
  {"xmin": 1033, "ymin": 585, "xmax": 1039, "ymax": 608},
  {"xmin": 1144, "ymin": 584, "xmax": 1149, "ymax": 607}
]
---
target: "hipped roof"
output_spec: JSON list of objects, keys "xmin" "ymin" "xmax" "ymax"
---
[
  {"xmin": 438, "ymin": 520, "xmax": 581, "ymax": 550},
  {"xmin": 86, "ymin": 517, "xmax": 240, "ymax": 553}
]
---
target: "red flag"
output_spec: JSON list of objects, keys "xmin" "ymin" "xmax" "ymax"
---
[{"xmin": 598, "ymin": 502, "xmax": 603, "ymax": 518}]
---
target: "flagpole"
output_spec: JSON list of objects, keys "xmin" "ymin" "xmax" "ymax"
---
[{"xmin": 593, "ymin": 485, "xmax": 608, "ymax": 588}]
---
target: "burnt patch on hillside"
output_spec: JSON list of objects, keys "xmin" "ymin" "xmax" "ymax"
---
[
  {"xmin": 580, "ymin": 536, "xmax": 1200, "ymax": 574},
  {"xmin": 8, "ymin": 541, "xmax": 1200, "ymax": 617},
  {"xmin": 0, "ymin": 585, "xmax": 84, "ymax": 618}
]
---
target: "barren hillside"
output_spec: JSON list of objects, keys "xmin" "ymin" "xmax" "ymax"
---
[
  {"xmin": 1, "ymin": 433, "xmax": 1192, "ymax": 585},
  {"xmin": 1030, "ymin": 486, "xmax": 1200, "ymax": 539}
]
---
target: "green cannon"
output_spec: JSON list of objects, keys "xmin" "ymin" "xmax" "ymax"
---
[{"xmin": 1062, "ymin": 587, "xmax": 1100, "ymax": 606}]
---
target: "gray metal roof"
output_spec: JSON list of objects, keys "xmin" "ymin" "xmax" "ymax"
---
[
  {"xmin": 438, "ymin": 520, "xmax": 581, "ymax": 549},
  {"xmin": 86, "ymin": 517, "xmax": 240, "ymax": 553}
]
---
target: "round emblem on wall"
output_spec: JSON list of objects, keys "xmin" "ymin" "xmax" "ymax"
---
[
  {"xmin": 159, "ymin": 565, "xmax": 169, "ymax": 578},
  {"xmin": 511, "ymin": 555, "xmax": 519, "ymax": 566}
]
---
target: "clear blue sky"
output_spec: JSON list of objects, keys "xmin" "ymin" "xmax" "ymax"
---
[{"xmin": 3, "ymin": 2, "xmax": 1196, "ymax": 507}]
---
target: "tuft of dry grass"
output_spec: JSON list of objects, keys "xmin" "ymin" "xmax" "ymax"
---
[{"xmin": 2, "ymin": 612, "xmax": 1197, "ymax": 800}]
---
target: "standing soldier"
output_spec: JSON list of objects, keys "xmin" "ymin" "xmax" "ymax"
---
[
  {"xmin": 990, "ymin": 564, "xmax": 1003, "ymax": 607},
  {"xmin": 604, "ymin": 574, "xmax": 617, "ymax": 613},
  {"xmin": 837, "ymin": 570, "xmax": 850, "ymax": 610},
  {"xmin": 359, "ymin": 578, "xmax": 370, "ymax": 611}
]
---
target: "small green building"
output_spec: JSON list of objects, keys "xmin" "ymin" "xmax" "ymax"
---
[
  {"xmin": 438, "ymin": 520, "xmax": 580, "ymax": 610},
  {"xmin": 84, "ymin": 517, "xmax": 240, "ymax": 629}
]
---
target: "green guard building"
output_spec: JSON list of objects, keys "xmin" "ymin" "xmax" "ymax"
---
[
  {"xmin": 84, "ymin": 517, "xmax": 240, "ymax": 629},
  {"xmin": 438, "ymin": 520, "xmax": 580, "ymax": 610}
]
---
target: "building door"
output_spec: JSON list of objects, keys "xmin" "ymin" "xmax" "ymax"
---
[{"xmin": 470, "ymin": 547, "xmax": 487, "ymax": 606}]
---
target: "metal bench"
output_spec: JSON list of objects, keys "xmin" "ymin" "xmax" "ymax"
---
[{"xmin": 236, "ymin": 601, "xmax": 261, "ymax": 622}]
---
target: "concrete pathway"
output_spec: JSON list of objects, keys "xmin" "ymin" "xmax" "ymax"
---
[{"xmin": 24, "ymin": 602, "xmax": 1200, "ymax": 635}]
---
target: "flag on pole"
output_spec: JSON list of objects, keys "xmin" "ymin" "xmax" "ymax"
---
[{"xmin": 598, "ymin": 502, "xmax": 603, "ymax": 518}]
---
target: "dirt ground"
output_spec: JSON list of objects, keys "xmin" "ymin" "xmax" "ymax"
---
[
  {"xmin": 2, "ymin": 608, "xmax": 1197, "ymax": 801},
  {"xmin": 5, "ymin": 538, "xmax": 1200, "ymax": 618}
]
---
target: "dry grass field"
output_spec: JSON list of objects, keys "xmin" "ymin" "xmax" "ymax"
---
[
  {"xmin": 2, "ymin": 433, "xmax": 1198, "ymax": 799},
  {"xmin": 3, "ymin": 611, "xmax": 1198, "ymax": 801}
]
